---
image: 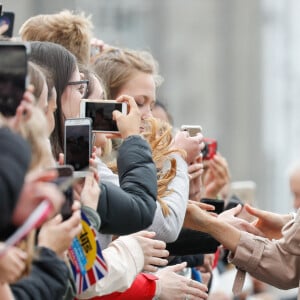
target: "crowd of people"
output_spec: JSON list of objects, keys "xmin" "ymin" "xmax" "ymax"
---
[{"xmin": 0, "ymin": 8, "xmax": 299, "ymax": 300}]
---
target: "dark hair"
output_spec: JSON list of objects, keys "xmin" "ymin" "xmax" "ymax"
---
[
  {"xmin": 79, "ymin": 63, "xmax": 107, "ymax": 99},
  {"xmin": 29, "ymin": 41, "xmax": 77, "ymax": 158}
]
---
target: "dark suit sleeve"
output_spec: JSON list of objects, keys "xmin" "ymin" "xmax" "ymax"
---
[
  {"xmin": 10, "ymin": 247, "xmax": 68, "ymax": 300},
  {"xmin": 97, "ymin": 135, "xmax": 157, "ymax": 235},
  {"xmin": 166, "ymin": 228, "xmax": 220, "ymax": 255},
  {"xmin": 168, "ymin": 253, "xmax": 205, "ymax": 268}
]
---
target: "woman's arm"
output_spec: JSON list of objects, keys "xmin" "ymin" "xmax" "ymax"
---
[
  {"xmin": 97, "ymin": 135, "xmax": 157, "ymax": 235},
  {"xmin": 147, "ymin": 154, "xmax": 189, "ymax": 242}
]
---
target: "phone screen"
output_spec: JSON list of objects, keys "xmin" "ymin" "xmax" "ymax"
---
[
  {"xmin": 65, "ymin": 120, "xmax": 91, "ymax": 172},
  {"xmin": 51, "ymin": 165, "xmax": 74, "ymax": 220},
  {"xmin": 85, "ymin": 101, "xmax": 124, "ymax": 132},
  {"xmin": 0, "ymin": 12, "xmax": 15, "ymax": 37},
  {"xmin": 0, "ymin": 42, "xmax": 28, "ymax": 116}
]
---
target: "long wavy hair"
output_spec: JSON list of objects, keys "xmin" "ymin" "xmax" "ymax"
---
[{"xmin": 108, "ymin": 117, "xmax": 186, "ymax": 217}]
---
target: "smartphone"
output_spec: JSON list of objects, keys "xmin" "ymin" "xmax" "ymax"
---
[
  {"xmin": 180, "ymin": 125, "xmax": 202, "ymax": 137},
  {"xmin": 202, "ymin": 138, "xmax": 217, "ymax": 160},
  {"xmin": 200, "ymin": 198, "xmax": 224, "ymax": 214},
  {"xmin": 50, "ymin": 165, "xmax": 74, "ymax": 220},
  {"xmin": 0, "ymin": 11, "xmax": 15, "ymax": 37},
  {"xmin": 80, "ymin": 99, "xmax": 127, "ymax": 133},
  {"xmin": 0, "ymin": 41, "xmax": 30, "ymax": 116},
  {"xmin": 64, "ymin": 118, "xmax": 92, "ymax": 177}
]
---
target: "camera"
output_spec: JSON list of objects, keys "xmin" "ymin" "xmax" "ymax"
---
[{"xmin": 201, "ymin": 138, "xmax": 217, "ymax": 160}]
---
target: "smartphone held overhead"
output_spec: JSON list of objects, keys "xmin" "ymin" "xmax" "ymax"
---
[
  {"xmin": 80, "ymin": 99, "xmax": 127, "ymax": 133},
  {"xmin": 0, "ymin": 10, "xmax": 15, "ymax": 37},
  {"xmin": 0, "ymin": 41, "xmax": 29, "ymax": 116}
]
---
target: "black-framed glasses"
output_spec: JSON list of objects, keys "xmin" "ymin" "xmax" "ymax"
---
[{"xmin": 67, "ymin": 80, "xmax": 89, "ymax": 98}]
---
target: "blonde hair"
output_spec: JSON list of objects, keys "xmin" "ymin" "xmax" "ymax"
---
[
  {"xmin": 93, "ymin": 46, "xmax": 163, "ymax": 99},
  {"xmin": 143, "ymin": 118, "xmax": 186, "ymax": 216},
  {"xmin": 28, "ymin": 61, "xmax": 46, "ymax": 103},
  {"xmin": 108, "ymin": 117, "xmax": 185, "ymax": 217},
  {"xmin": 0, "ymin": 106, "xmax": 55, "ymax": 171},
  {"xmin": 20, "ymin": 10, "xmax": 93, "ymax": 65}
]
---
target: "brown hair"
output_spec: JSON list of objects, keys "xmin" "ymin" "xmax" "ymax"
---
[
  {"xmin": 20, "ymin": 10, "xmax": 93, "ymax": 65},
  {"xmin": 93, "ymin": 46, "xmax": 163, "ymax": 99}
]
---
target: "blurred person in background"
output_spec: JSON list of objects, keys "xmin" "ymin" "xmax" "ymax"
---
[{"xmin": 288, "ymin": 161, "xmax": 300, "ymax": 211}]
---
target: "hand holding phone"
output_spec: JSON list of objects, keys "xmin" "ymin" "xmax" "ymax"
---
[
  {"xmin": 80, "ymin": 99, "xmax": 127, "ymax": 133},
  {"xmin": 202, "ymin": 138, "xmax": 217, "ymax": 160},
  {"xmin": 50, "ymin": 165, "xmax": 74, "ymax": 220},
  {"xmin": 0, "ymin": 11, "xmax": 15, "ymax": 37},
  {"xmin": 180, "ymin": 125, "xmax": 202, "ymax": 137},
  {"xmin": 200, "ymin": 198, "xmax": 224, "ymax": 214}
]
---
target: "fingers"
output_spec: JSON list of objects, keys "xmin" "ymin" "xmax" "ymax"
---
[
  {"xmin": 58, "ymin": 153, "xmax": 65, "ymax": 165},
  {"xmin": 241, "ymin": 221, "xmax": 264, "ymax": 236},
  {"xmin": 244, "ymin": 204, "xmax": 263, "ymax": 218},
  {"xmin": 188, "ymin": 163, "xmax": 204, "ymax": 180},
  {"xmin": 188, "ymin": 200, "xmax": 215, "ymax": 212},
  {"xmin": 144, "ymin": 255, "xmax": 169, "ymax": 272},
  {"xmin": 165, "ymin": 262, "xmax": 187, "ymax": 273},
  {"xmin": 72, "ymin": 200, "xmax": 81, "ymax": 211},
  {"xmin": 26, "ymin": 169, "xmax": 58, "ymax": 183},
  {"xmin": 133, "ymin": 230, "xmax": 156, "ymax": 239}
]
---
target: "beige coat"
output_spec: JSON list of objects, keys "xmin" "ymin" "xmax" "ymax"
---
[{"xmin": 229, "ymin": 209, "xmax": 300, "ymax": 299}]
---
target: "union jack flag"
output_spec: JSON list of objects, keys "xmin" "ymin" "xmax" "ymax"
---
[{"xmin": 68, "ymin": 211, "xmax": 108, "ymax": 294}]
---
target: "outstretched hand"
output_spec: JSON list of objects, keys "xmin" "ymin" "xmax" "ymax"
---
[
  {"xmin": 130, "ymin": 231, "xmax": 169, "ymax": 272},
  {"xmin": 245, "ymin": 204, "xmax": 290, "ymax": 239},
  {"xmin": 218, "ymin": 205, "xmax": 263, "ymax": 236}
]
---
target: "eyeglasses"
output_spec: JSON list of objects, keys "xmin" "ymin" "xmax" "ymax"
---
[{"xmin": 67, "ymin": 80, "xmax": 89, "ymax": 98}]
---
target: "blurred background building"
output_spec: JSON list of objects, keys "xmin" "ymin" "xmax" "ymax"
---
[{"xmin": 3, "ymin": 0, "xmax": 300, "ymax": 214}]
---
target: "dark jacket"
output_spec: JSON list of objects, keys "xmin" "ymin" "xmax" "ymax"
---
[
  {"xmin": 169, "ymin": 253, "xmax": 205, "ymax": 268},
  {"xmin": 0, "ymin": 127, "xmax": 31, "ymax": 239},
  {"xmin": 97, "ymin": 135, "xmax": 157, "ymax": 235},
  {"xmin": 166, "ymin": 228, "xmax": 220, "ymax": 256},
  {"xmin": 11, "ymin": 247, "xmax": 68, "ymax": 300}
]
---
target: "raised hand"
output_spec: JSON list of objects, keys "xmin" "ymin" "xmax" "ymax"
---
[
  {"xmin": 130, "ymin": 231, "xmax": 169, "ymax": 272},
  {"xmin": 245, "ymin": 204, "xmax": 291, "ymax": 239},
  {"xmin": 38, "ymin": 201, "xmax": 82, "ymax": 257},
  {"xmin": 173, "ymin": 130, "xmax": 204, "ymax": 165},
  {"xmin": 202, "ymin": 154, "xmax": 230, "ymax": 199},
  {"xmin": 156, "ymin": 262, "xmax": 208, "ymax": 300},
  {"xmin": 0, "ymin": 243, "xmax": 27, "ymax": 283},
  {"xmin": 113, "ymin": 95, "xmax": 141, "ymax": 138}
]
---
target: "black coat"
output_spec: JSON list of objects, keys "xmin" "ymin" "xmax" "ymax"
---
[
  {"xmin": 0, "ymin": 127, "xmax": 31, "ymax": 240},
  {"xmin": 166, "ymin": 228, "xmax": 220, "ymax": 255},
  {"xmin": 11, "ymin": 247, "xmax": 68, "ymax": 300},
  {"xmin": 97, "ymin": 135, "xmax": 157, "ymax": 235}
]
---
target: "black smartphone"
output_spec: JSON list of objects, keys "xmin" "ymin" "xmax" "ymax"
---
[
  {"xmin": 200, "ymin": 198, "xmax": 224, "ymax": 214},
  {"xmin": 0, "ymin": 11, "xmax": 15, "ymax": 37},
  {"xmin": 64, "ymin": 118, "xmax": 92, "ymax": 177},
  {"xmin": 0, "ymin": 41, "xmax": 29, "ymax": 116},
  {"xmin": 80, "ymin": 99, "xmax": 127, "ymax": 133},
  {"xmin": 51, "ymin": 165, "xmax": 74, "ymax": 220}
]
